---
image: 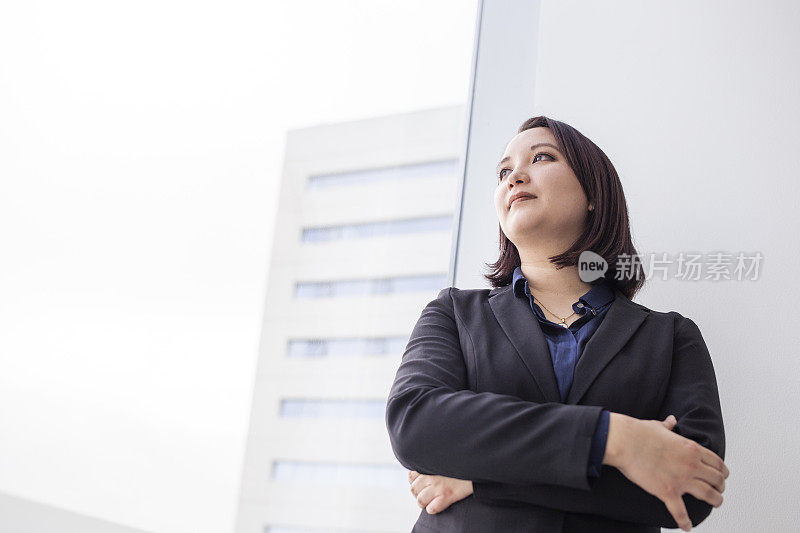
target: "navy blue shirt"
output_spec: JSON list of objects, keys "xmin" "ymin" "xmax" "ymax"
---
[{"xmin": 511, "ymin": 266, "xmax": 614, "ymax": 484}]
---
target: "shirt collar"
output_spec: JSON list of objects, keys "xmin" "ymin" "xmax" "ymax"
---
[
  {"xmin": 512, "ymin": 266, "xmax": 529, "ymax": 298},
  {"xmin": 511, "ymin": 265, "xmax": 615, "ymax": 315}
]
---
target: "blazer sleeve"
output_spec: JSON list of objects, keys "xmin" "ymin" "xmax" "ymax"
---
[
  {"xmin": 385, "ymin": 287, "xmax": 605, "ymax": 492},
  {"xmin": 471, "ymin": 314, "xmax": 726, "ymax": 529}
]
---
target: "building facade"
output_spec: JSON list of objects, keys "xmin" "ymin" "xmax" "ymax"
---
[{"xmin": 235, "ymin": 105, "xmax": 467, "ymax": 533}]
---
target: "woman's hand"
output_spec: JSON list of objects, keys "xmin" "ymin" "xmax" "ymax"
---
[
  {"xmin": 604, "ymin": 413, "xmax": 730, "ymax": 532},
  {"xmin": 408, "ymin": 470, "xmax": 473, "ymax": 514},
  {"xmin": 406, "ymin": 415, "xmax": 683, "ymax": 517}
]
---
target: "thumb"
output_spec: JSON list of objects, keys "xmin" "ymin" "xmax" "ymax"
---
[{"xmin": 661, "ymin": 414, "xmax": 677, "ymax": 430}]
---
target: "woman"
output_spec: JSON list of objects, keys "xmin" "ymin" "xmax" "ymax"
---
[{"xmin": 385, "ymin": 116, "xmax": 728, "ymax": 533}]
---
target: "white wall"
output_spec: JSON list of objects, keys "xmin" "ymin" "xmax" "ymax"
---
[{"xmin": 456, "ymin": 1, "xmax": 799, "ymax": 531}]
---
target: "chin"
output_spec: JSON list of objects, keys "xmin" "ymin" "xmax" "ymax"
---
[{"xmin": 506, "ymin": 217, "xmax": 543, "ymax": 236}]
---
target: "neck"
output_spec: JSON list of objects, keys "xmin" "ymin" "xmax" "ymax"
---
[{"xmin": 518, "ymin": 250, "xmax": 592, "ymax": 300}]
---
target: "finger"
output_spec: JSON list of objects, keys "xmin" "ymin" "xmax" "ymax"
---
[
  {"xmin": 410, "ymin": 475, "xmax": 431, "ymax": 497},
  {"xmin": 694, "ymin": 462, "xmax": 725, "ymax": 494},
  {"xmin": 426, "ymin": 495, "xmax": 446, "ymax": 515},
  {"xmin": 663, "ymin": 494, "xmax": 692, "ymax": 532},
  {"xmin": 698, "ymin": 448, "xmax": 730, "ymax": 479},
  {"xmin": 408, "ymin": 470, "xmax": 420, "ymax": 484},
  {"xmin": 686, "ymin": 478, "xmax": 724, "ymax": 508},
  {"xmin": 416, "ymin": 485, "xmax": 435, "ymax": 511}
]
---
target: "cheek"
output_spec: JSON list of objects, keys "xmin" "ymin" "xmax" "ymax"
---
[
  {"xmin": 553, "ymin": 191, "xmax": 585, "ymax": 211},
  {"xmin": 493, "ymin": 187, "xmax": 506, "ymax": 214},
  {"xmin": 544, "ymin": 176, "xmax": 586, "ymax": 210}
]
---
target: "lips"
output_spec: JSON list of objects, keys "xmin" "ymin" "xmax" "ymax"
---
[
  {"xmin": 511, "ymin": 197, "xmax": 533, "ymax": 206},
  {"xmin": 508, "ymin": 192, "xmax": 537, "ymax": 208}
]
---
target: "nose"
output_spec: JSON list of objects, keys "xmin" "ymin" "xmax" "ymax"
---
[{"xmin": 507, "ymin": 170, "xmax": 529, "ymax": 188}]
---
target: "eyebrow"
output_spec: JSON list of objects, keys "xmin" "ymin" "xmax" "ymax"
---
[{"xmin": 496, "ymin": 143, "xmax": 562, "ymax": 172}]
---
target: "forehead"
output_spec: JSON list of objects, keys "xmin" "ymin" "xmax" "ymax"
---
[{"xmin": 503, "ymin": 127, "xmax": 558, "ymax": 156}]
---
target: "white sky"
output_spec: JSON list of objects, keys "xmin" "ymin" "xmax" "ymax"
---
[{"xmin": 0, "ymin": 2, "xmax": 477, "ymax": 532}]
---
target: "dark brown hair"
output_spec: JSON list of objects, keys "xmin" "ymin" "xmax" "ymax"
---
[{"xmin": 483, "ymin": 116, "xmax": 645, "ymax": 300}]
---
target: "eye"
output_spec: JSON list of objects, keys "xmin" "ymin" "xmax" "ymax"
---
[{"xmin": 497, "ymin": 152, "xmax": 554, "ymax": 181}]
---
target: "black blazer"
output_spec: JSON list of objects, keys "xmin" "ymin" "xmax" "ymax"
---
[{"xmin": 386, "ymin": 284, "xmax": 725, "ymax": 533}]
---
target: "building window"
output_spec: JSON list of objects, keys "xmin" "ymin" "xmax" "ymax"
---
[
  {"xmin": 265, "ymin": 525, "xmax": 379, "ymax": 533},
  {"xmin": 286, "ymin": 337, "xmax": 409, "ymax": 358},
  {"xmin": 294, "ymin": 274, "xmax": 446, "ymax": 298},
  {"xmin": 301, "ymin": 214, "xmax": 452, "ymax": 243},
  {"xmin": 279, "ymin": 399, "xmax": 386, "ymax": 418},
  {"xmin": 271, "ymin": 460, "xmax": 407, "ymax": 488},
  {"xmin": 306, "ymin": 159, "xmax": 457, "ymax": 190}
]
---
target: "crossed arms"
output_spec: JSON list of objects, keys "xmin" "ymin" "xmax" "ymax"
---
[{"xmin": 385, "ymin": 288, "xmax": 727, "ymax": 529}]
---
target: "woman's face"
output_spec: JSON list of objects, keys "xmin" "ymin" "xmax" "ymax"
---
[{"xmin": 493, "ymin": 127, "xmax": 591, "ymax": 249}]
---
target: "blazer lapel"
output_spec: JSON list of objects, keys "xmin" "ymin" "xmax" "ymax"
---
[
  {"xmin": 488, "ymin": 285, "xmax": 562, "ymax": 403},
  {"xmin": 488, "ymin": 284, "xmax": 649, "ymax": 406},
  {"xmin": 566, "ymin": 288, "xmax": 649, "ymax": 405}
]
